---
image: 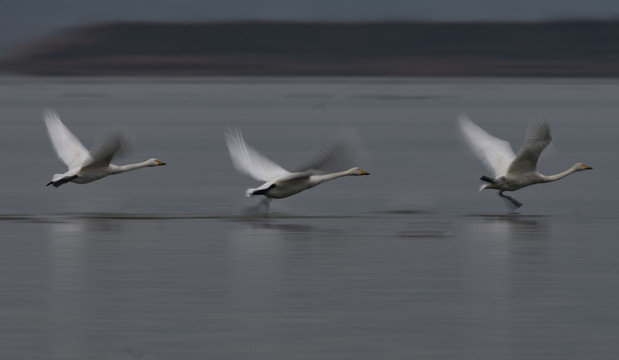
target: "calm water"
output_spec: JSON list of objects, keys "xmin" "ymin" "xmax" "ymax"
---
[{"xmin": 1, "ymin": 77, "xmax": 618, "ymax": 359}]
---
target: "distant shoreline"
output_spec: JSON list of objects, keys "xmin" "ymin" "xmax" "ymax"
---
[{"xmin": 3, "ymin": 20, "xmax": 619, "ymax": 77}]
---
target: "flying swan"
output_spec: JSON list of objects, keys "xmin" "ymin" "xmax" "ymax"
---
[
  {"xmin": 457, "ymin": 114, "xmax": 592, "ymax": 209},
  {"xmin": 225, "ymin": 127, "xmax": 369, "ymax": 201},
  {"xmin": 43, "ymin": 110, "xmax": 165, "ymax": 187}
]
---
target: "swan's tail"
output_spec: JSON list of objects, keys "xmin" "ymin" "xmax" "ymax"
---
[
  {"xmin": 246, "ymin": 184, "xmax": 276, "ymax": 197},
  {"xmin": 51, "ymin": 173, "xmax": 66, "ymax": 182},
  {"xmin": 47, "ymin": 174, "xmax": 78, "ymax": 188},
  {"xmin": 479, "ymin": 175, "xmax": 494, "ymax": 191}
]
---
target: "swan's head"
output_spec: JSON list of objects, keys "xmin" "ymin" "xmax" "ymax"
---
[
  {"xmin": 574, "ymin": 163, "xmax": 592, "ymax": 171},
  {"xmin": 147, "ymin": 158, "xmax": 166, "ymax": 167},
  {"xmin": 348, "ymin": 167, "xmax": 370, "ymax": 176}
]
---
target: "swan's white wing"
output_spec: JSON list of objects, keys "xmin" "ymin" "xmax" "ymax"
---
[
  {"xmin": 43, "ymin": 110, "xmax": 91, "ymax": 169},
  {"xmin": 225, "ymin": 127, "xmax": 290, "ymax": 182},
  {"xmin": 507, "ymin": 118, "xmax": 551, "ymax": 175},
  {"xmin": 296, "ymin": 127, "xmax": 365, "ymax": 173},
  {"xmin": 457, "ymin": 114, "xmax": 516, "ymax": 178},
  {"xmin": 83, "ymin": 131, "xmax": 131, "ymax": 170}
]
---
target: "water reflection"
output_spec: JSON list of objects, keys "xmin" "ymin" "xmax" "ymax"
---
[
  {"xmin": 467, "ymin": 214, "xmax": 549, "ymax": 237},
  {"xmin": 225, "ymin": 221, "xmax": 292, "ymax": 330},
  {"xmin": 47, "ymin": 220, "xmax": 87, "ymax": 358},
  {"xmin": 463, "ymin": 214, "xmax": 552, "ymax": 285},
  {"xmin": 457, "ymin": 214, "xmax": 554, "ymax": 345},
  {"xmin": 460, "ymin": 214, "xmax": 551, "ymax": 267}
]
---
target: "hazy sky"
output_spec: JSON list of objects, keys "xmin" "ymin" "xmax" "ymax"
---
[{"xmin": 2, "ymin": 0, "xmax": 619, "ymax": 54}]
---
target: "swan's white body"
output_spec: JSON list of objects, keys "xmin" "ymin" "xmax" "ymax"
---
[
  {"xmin": 458, "ymin": 114, "xmax": 591, "ymax": 208},
  {"xmin": 43, "ymin": 111, "xmax": 165, "ymax": 187},
  {"xmin": 225, "ymin": 128, "xmax": 369, "ymax": 199}
]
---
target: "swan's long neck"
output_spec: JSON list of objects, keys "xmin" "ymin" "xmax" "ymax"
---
[
  {"xmin": 310, "ymin": 169, "xmax": 356, "ymax": 185},
  {"xmin": 540, "ymin": 164, "xmax": 582, "ymax": 183},
  {"xmin": 110, "ymin": 160, "xmax": 153, "ymax": 174}
]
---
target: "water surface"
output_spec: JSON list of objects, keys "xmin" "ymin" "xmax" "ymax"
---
[{"xmin": 1, "ymin": 77, "xmax": 618, "ymax": 359}]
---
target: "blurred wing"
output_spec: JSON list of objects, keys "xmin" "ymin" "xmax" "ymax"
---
[
  {"xmin": 225, "ymin": 127, "xmax": 290, "ymax": 182},
  {"xmin": 43, "ymin": 110, "xmax": 91, "ymax": 169},
  {"xmin": 457, "ymin": 114, "xmax": 516, "ymax": 178},
  {"xmin": 83, "ymin": 131, "xmax": 131, "ymax": 169},
  {"xmin": 297, "ymin": 127, "xmax": 365, "ymax": 173},
  {"xmin": 508, "ymin": 118, "xmax": 551, "ymax": 174}
]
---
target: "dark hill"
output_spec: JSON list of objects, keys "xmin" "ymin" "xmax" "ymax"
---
[{"xmin": 3, "ymin": 21, "xmax": 619, "ymax": 76}]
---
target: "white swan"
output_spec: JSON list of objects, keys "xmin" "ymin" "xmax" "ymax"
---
[
  {"xmin": 43, "ymin": 110, "xmax": 165, "ymax": 187},
  {"xmin": 225, "ymin": 127, "xmax": 369, "ymax": 200},
  {"xmin": 458, "ymin": 114, "xmax": 591, "ymax": 208}
]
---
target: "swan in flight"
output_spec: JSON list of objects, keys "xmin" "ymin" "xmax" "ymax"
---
[
  {"xmin": 43, "ymin": 110, "xmax": 166, "ymax": 187},
  {"xmin": 225, "ymin": 127, "xmax": 369, "ymax": 201},
  {"xmin": 458, "ymin": 114, "xmax": 592, "ymax": 209}
]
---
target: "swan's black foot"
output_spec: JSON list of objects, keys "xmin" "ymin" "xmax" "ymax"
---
[
  {"xmin": 243, "ymin": 197, "xmax": 271, "ymax": 216},
  {"xmin": 499, "ymin": 191, "xmax": 523, "ymax": 209},
  {"xmin": 46, "ymin": 175, "xmax": 78, "ymax": 188},
  {"xmin": 481, "ymin": 176, "xmax": 495, "ymax": 183},
  {"xmin": 259, "ymin": 197, "xmax": 271, "ymax": 208}
]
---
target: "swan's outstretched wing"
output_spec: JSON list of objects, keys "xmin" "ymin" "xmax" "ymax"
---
[
  {"xmin": 43, "ymin": 110, "xmax": 91, "ymax": 169},
  {"xmin": 507, "ymin": 118, "xmax": 551, "ymax": 175},
  {"xmin": 297, "ymin": 127, "xmax": 364, "ymax": 173},
  {"xmin": 225, "ymin": 127, "xmax": 290, "ymax": 182},
  {"xmin": 83, "ymin": 131, "xmax": 131, "ymax": 170},
  {"xmin": 457, "ymin": 114, "xmax": 516, "ymax": 178}
]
